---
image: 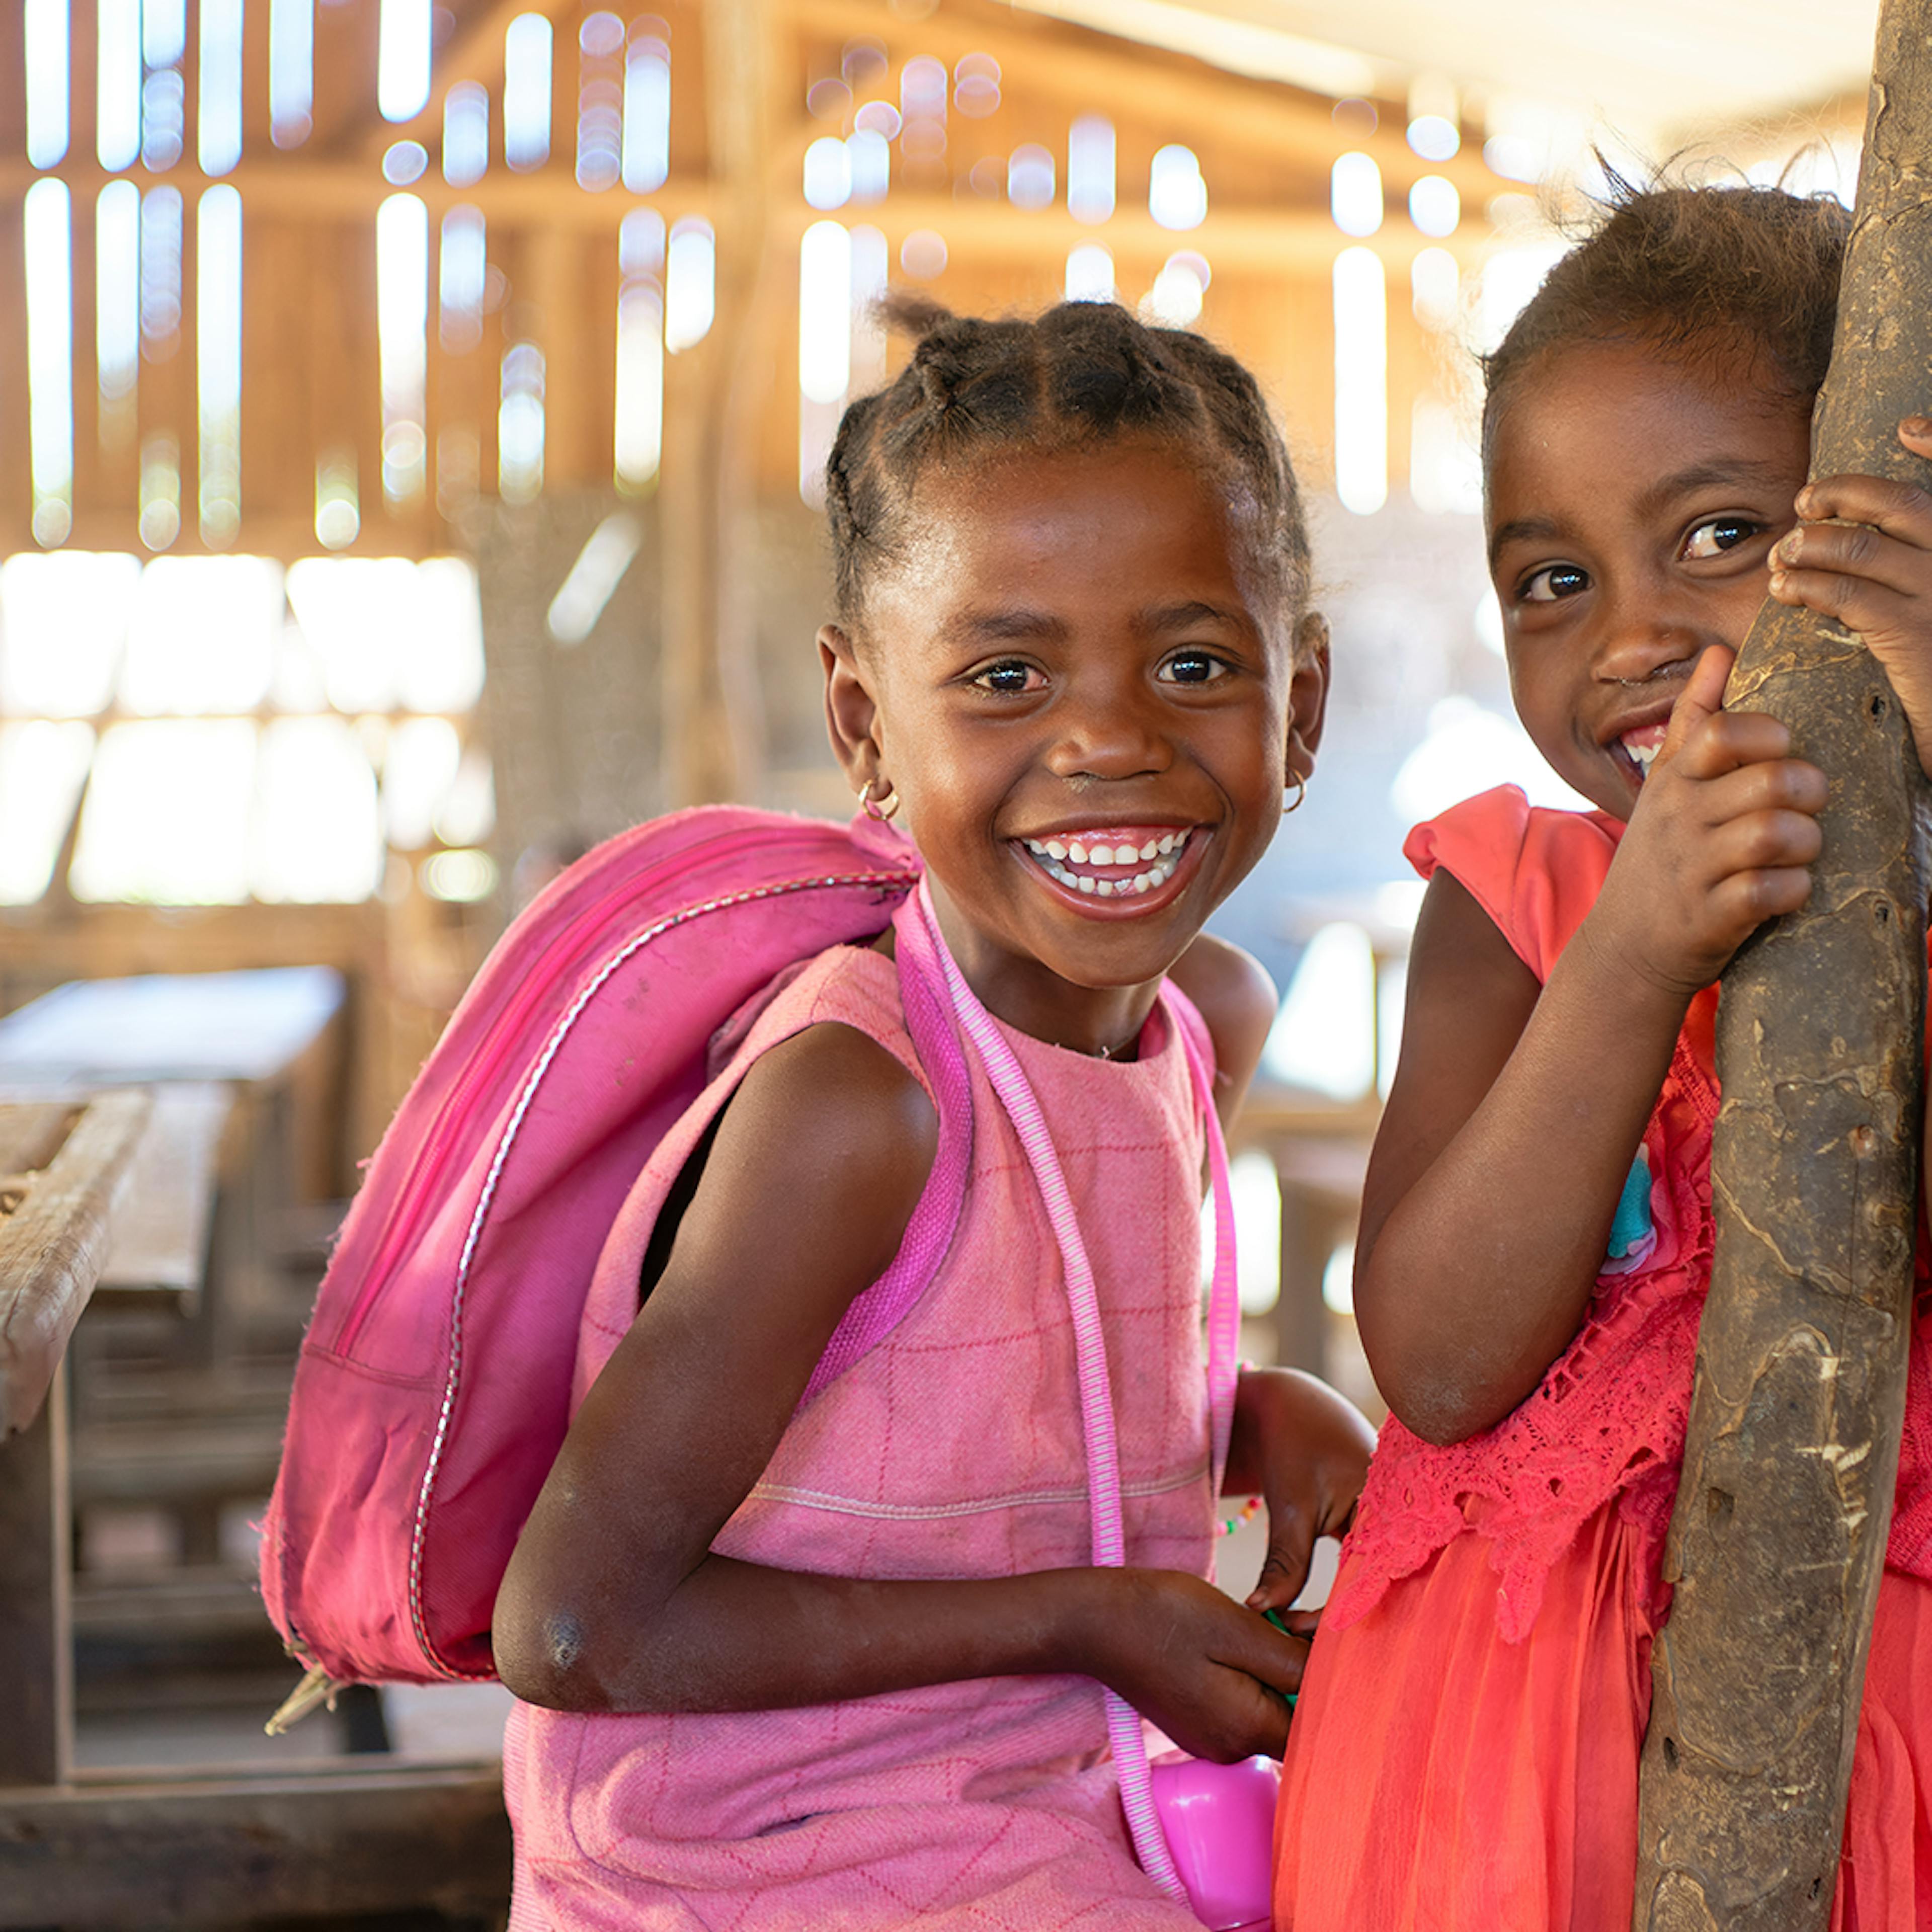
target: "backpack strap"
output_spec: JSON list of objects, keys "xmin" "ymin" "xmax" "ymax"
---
[
  {"xmin": 796, "ymin": 910, "xmax": 975, "ymax": 1400},
  {"xmin": 906, "ymin": 878, "xmax": 1237, "ymax": 1909}
]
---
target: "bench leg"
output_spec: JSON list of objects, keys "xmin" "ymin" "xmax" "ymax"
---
[{"xmin": 0, "ymin": 1364, "xmax": 72, "ymax": 1787}]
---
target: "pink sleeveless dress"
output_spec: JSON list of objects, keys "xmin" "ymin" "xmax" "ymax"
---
[
  {"xmin": 504, "ymin": 936, "xmax": 1214, "ymax": 1929},
  {"xmin": 1275, "ymin": 785, "xmax": 1932, "ymax": 1932}
]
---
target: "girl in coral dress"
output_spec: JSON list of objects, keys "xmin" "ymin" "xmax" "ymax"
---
[{"xmin": 1276, "ymin": 182, "xmax": 1932, "ymax": 1930}]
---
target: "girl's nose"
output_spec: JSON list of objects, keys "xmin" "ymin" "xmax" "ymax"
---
[
  {"xmin": 1592, "ymin": 603, "xmax": 1702, "ymax": 688},
  {"xmin": 1044, "ymin": 681, "xmax": 1174, "ymax": 780}
]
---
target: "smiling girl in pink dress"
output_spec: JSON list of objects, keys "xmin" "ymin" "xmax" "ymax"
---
[{"xmin": 490, "ymin": 299, "xmax": 1374, "ymax": 1930}]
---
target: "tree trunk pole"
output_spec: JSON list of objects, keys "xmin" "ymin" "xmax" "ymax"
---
[{"xmin": 1633, "ymin": 6, "xmax": 1932, "ymax": 1924}]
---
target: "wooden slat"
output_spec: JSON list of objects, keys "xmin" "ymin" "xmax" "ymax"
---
[
  {"xmin": 96, "ymin": 1084, "xmax": 232, "ymax": 1303},
  {"xmin": 0, "ymin": 1373, "xmax": 72, "ymax": 1787},
  {"xmin": 0, "ymin": 1092, "xmax": 150, "ymax": 1439},
  {"xmin": 0, "ymin": 1764, "xmax": 512, "ymax": 1927}
]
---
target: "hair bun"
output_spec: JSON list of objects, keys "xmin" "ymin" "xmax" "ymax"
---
[{"xmin": 876, "ymin": 290, "xmax": 957, "ymax": 342}]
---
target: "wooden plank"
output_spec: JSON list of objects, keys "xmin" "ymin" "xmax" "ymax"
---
[
  {"xmin": 0, "ymin": 1764, "xmax": 512, "ymax": 1927},
  {"xmin": 0, "ymin": 1103, "xmax": 81, "ymax": 1182},
  {"xmin": 0, "ymin": 1091, "xmax": 150, "ymax": 1439},
  {"xmin": 0, "ymin": 1371, "xmax": 72, "ymax": 1788},
  {"xmin": 70, "ymin": 1417, "xmax": 286, "ymax": 1507},
  {"xmin": 96, "ymin": 1084, "xmax": 232, "ymax": 1303}
]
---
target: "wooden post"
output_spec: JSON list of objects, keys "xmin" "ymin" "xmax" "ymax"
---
[
  {"xmin": 657, "ymin": 0, "xmax": 774, "ymax": 807},
  {"xmin": 1633, "ymin": 5, "xmax": 1932, "ymax": 1922}
]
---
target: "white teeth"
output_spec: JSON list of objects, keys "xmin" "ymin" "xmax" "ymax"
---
[{"xmin": 1023, "ymin": 831, "xmax": 1188, "ymax": 902}]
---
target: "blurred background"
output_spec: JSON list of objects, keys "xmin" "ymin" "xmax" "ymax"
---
[{"xmin": 0, "ymin": 0, "xmax": 1891, "ymax": 1919}]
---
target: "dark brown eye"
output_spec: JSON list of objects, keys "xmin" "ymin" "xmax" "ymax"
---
[
  {"xmin": 1683, "ymin": 516, "xmax": 1758, "ymax": 559},
  {"xmin": 1521, "ymin": 563, "xmax": 1588, "ymax": 603}
]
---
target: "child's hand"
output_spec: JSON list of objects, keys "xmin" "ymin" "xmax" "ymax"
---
[
  {"xmin": 1768, "ymin": 416, "xmax": 1932, "ymax": 777},
  {"xmin": 1085, "ymin": 1567, "xmax": 1307, "ymax": 1761},
  {"xmin": 1225, "ymin": 1367, "xmax": 1375, "ymax": 1620},
  {"xmin": 1591, "ymin": 644, "xmax": 1826, "ymax": 1000}
]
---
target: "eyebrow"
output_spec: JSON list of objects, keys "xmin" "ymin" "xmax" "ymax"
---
[
  {"xmin": 944, "ymin": 599, "xmax": 1250, "ymax": 646},
  {"xmin": 1487, "ymin": 458, "xmax": 1799, "ymax": 570}
]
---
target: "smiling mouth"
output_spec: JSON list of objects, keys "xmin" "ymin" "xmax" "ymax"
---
[
  {"xmin": 1617, "ymin": 722, "xmax": 1668, "ymax": 783},
  {"xmin": 1018, "ymin": 828, "xmax": 1192, "ymax": 900}
]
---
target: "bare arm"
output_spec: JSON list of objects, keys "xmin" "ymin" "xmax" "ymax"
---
[
  {"xmin": 1357, "ymin": 649, "xmax": 1827, "ymax": 1445},
  {"xmin": 494, "ymin": 1016, "xmax": 1307, "ymax": 1759}
]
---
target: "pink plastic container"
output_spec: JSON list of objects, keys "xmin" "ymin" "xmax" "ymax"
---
[{"xmin": 1149, "ymin": 1751, "xmax": 1281, "ymax": 1930}]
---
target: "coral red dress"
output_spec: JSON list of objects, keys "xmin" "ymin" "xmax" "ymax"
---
[{"xmin": 1275, "ymin": 785, "xmax": 1932, "ymax": 1932}]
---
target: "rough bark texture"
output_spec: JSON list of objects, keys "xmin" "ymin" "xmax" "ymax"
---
[{"xmin": 1633, "ymin": 8, "xmax": 1932, "ymax": 1924}]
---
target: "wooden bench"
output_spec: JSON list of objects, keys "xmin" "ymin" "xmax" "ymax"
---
[{"xmin": 0, "ymin": 1092, "xmax": 512, "ymax": 1930}]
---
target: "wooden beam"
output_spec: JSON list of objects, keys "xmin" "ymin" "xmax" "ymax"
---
[
  {"xmin": 0, "ymin": 1092, "xmax": 150, "ymax": 1440},
  {"xmin": 782, "ymin": 0, "xmax": 1504, "ymax": 198},
  {"xmin": 0, "ymin": 1370, "xmax": 72, "ymax": 1788},
  {"xmin": 0, "ymin": 1765, "xmax": 512, "ymax": 1927},
  {"xmin": 1632, "ymin": 2, "xmax": 1932, "ymax": 1921}
]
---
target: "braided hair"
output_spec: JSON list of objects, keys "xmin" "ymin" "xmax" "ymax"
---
[
  {"xmin": 1483, "ymin": 174, "xmax": 1850, "ymax": 461},
  {"xmin": 825, "ymin": 297, "xmax": 1311, "ymax": 650}
]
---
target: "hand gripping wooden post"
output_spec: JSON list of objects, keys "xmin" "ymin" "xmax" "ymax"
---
[{"xmin": 1633, "ymin": 7, "xmax": 1932, "ymax": 1923}]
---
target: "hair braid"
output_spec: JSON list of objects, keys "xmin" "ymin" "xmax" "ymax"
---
[{"xmin": 825, "ymin": 296, "xmax": 1309, "ymax": 648}]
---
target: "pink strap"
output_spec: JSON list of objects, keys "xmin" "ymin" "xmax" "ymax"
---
[{"xmin": 908, "ymin": 882, "xmax": 1239, "ymax": 1905}]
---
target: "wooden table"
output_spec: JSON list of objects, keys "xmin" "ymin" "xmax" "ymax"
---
[{"xmin": 0, "ymin": 1093, "xmax": 151, "ymax": 1787}]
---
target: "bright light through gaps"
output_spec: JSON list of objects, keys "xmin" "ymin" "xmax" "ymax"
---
[
  {"xmin": 0, "ymin": 551, "xmax": 139, "ymax": 712},
  {"xmin": 199, "ymin": 0, "xmax": 244, "ymax": 176},
  {"xmin": 253, "ymin": 717, "xmax": 384, "ymax": 903},
  {"xmin": 1333, "ymin": 246, "xmax": 1387, "ymax": 516},
  {"xmin": 848, "ymin": 129, "xmax": 889, "ymax": 205},
  {"xmin": 439, "ymin": 205, "xmax": 486, "ymax": 353},
  {"xmin": 140, "ymin": 185, "xmax": 183, "ymax": 350},
  {"xmin": 378, "ymin": 193, "xmax": 430, "ymax": 504},
  {"xmin": 443, "ymin": 80, "xmax": 489, "ymax": 186},
  {"xmin": 504, "ymin": 15, "xmax": 553, "ymax": 172},
  {"xmin": 665, "ymin": 218, "xmax": 714, "ymax": 352},
  {"xmin": 849, "ymin": 224, "xmax": 888, "ymax": 391},
  {"xmin": 1330, "ymin": 151, "xmax": 1382, "ymax": 237},
  {"xmin": 1146, "ymin": 251, "xmax": 1208, "ymax": 326},
  {"xmin": 0, "ymin": 723, "xmax": 96, "ymax": 905},
  {"xmin": 122, "ymin": 555, "xmax": 281, "ymax": 714},
  {"xmin": 798, "ymin": 220, "xmax": 851, "ymax": 406},
  {"xmin": 270, "ymin": 0, "xmax": 314, "ymax": 145},
  {"xmin": 1064, "ymin": 244, "xmax": 1112, "ymax": 303},
  {"xmin": 1411, "ymin": 246, "xmax": 1458, "ymax": 332},
  {"xmin": 1409, "ymin": 175, "xmax": 1460, "ymax": 238},
  {"xmin": 1265, "ymin": 922, "xmax": 1376, "ymax": 1099},
  {"xmin": 97, "ymin": 181, "xmax": 141, "ymax": 440},
  {"xmin": 499, "ymin": 342, "xmax": 546, "ymax": 501},
  {"xmin": 1410, "ymin": 395, "xmax": 1479, "ymax": 515},
  {"xmin": 1008, "ymin": 144, "xmax": 1055, "ymax": 211},
  {"xmin": 622, "ymin": 35, "xmax": 669, "ymax": 194},
  {"xmin": 1068, "ymin": 116, "xmax": 1114, "ymax": 224},
  {"xmin": 379, "ymin": 0, "xmax": 432, "ymax": 123},
  {"xmin": 614, "ymin": 284, "xmax": 663, "ymax": 490},
  {"xmin": 26, "ymin": 0, "xmax": 72, "ymax": 168},
  {"xmin": 73, "ymin": 720, "xmax": 257, "ymax": 904},
  {"xmin": 1148, "ymin": 145, "xmax": 1205, "ymax": 231},
  {"xmin": 546, "ymin": 514, "xmax": 643, "ymax": 644},
  {"xmin": 804, "ymin": 136, "xmax": 851, "ymax": 211},
  {"xmin": 97, "ymin": 0, "xmax": 142, "ymax": 172},
  {"xmin": 197, "ymin": 184, "xmax": 244, "ymax": 544},
  {"xmin": 24, "ymin": 179, "xmax": 74, "ymax": 548},
  {"xmin": 143, "ymin": 0, "xmax": 187, "ymax": 69}
]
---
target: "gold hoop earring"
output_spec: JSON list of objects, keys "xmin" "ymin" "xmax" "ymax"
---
[
  {"xmin": 860, "ymin": 775, "xmax": 900, "ymax": 823},
  {"xmin": 1283, "ymin": 774, "xmax": 1307, "ymax": 814}
]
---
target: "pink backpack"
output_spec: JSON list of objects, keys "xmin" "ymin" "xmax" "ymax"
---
[{"xmin": 260, "ymin": 807, "xmax": 973, "ymax": 1715}]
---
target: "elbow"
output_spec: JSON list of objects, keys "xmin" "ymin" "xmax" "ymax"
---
[{"xmin": 494, "ymin": 1598, "xmax": 610, "ymax": 1711}]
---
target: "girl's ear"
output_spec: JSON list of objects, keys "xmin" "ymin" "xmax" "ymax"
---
[
  {"xmin": 1285, "ymin": 611, "xmax": 1332, "ymax": 782},
  {"xmin": 820, "ymin": 624, "xmax": 886, "ymax": 796}
]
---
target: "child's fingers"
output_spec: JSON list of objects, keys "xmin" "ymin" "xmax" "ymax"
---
[
  {"xmin": 1707, "ymin": 864, "xmax": 1815, "ymax": 933},
  {"xmin": 1768, "ymin": 563, "xmax": 1925, "ymax": 644},
  {"xmin": 1654, "ymin": 645, "xmax": 1735, "ymax": 769},
  {"xmin": 1244, "ymin": 1513, "xmax": 1315, "ymax": 1614},
  {"xmin": 1796, "ymin": 472, "xmax": 1932, "ymax": 547}
]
